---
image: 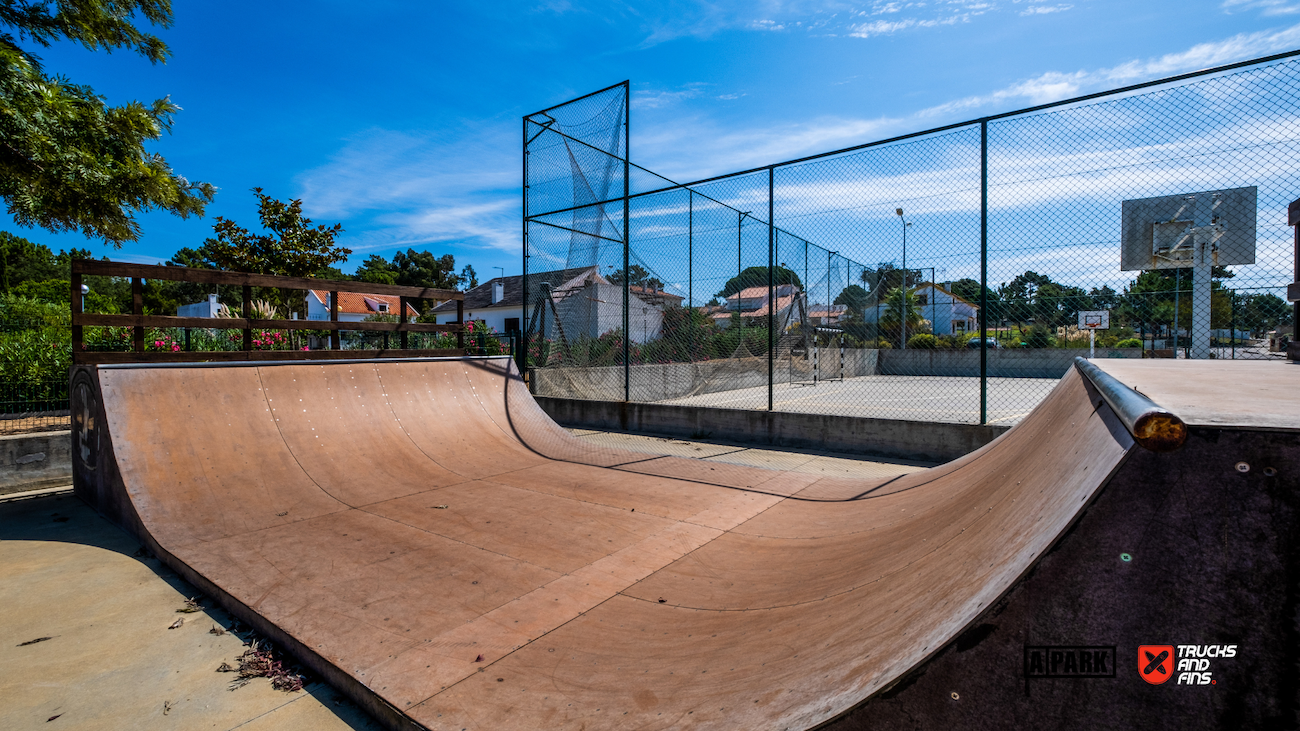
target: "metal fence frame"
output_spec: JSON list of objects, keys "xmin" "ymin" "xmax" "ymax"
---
[{"xmin": 523, "ymin": 50, "xmax": 1300, "ymax": 425}]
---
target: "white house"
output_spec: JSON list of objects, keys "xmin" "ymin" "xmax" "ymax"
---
[
  {"xmin": 428, "ymin": 274, "xmax": 531, "ymax": 334},
  {"xmin": 306, "ymin": 290, "xmax": 419, "ymax": 322},
  {"xmin": 177, "ymin": 293, "xmax": 222, "ymax": 318},
  {"xmin": 712, "ymin": 284, "xmax": 801, "ymax": 329},
  {"xmin": 807, "ymin": 303, "xmax": 848, "ymax": 327},
  {"xmin": 430, "ymin": 267, "xmax": 681, "ymax": 343},
  {"xmin": 861, "ymin": 283, "xmax": 979, "ymax": 335}
]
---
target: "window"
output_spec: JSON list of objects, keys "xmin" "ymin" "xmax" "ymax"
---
[
  {"xmin": 377, "ymin": 302, "xmax": 389, "ymax": 313},
  {"xmin": 505, "ymin": 317, "xmax": 520, "ymax": 333}
]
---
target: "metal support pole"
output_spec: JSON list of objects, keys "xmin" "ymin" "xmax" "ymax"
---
[
  {"xmin": 768, "ymin": 167, "xmax": 775, "ymax": 412},
  {"xmin": 1173, "ymin": 268, "xmax": 1181, "ymax": 356},
  {"xmin": 1191, "ymin": 252, "xmax": 1211, "ymax": 359},
  {"xmin": 622, "ymin": 83, "xmax": 631, "ymax": 402},
  {"xmin": 979, "ymin": 120, "xmax": 988, "ymax": 425},
  {"xmin": 521, "ymin": 115, "xmax": 529, "ymax": 377},
  {"xmin": 689, "ymin": 192, "xmax": 693, "ymax": 360},
  {"xmin": 1230, "ymin": 290, "xmax": 1236, "ymax": 359},
  {"xmin": 839, "ymin": 331, "xmax": 845, "ymax": 380}
]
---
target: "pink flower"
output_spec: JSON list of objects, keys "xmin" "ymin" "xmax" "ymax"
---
[
  {"xmin": 172, "ymin": 344, "xmax": 181, "ymax": 352},
  {"xmin": 300, "ymin": 346, "xmax": 309, "ymax": 351}
]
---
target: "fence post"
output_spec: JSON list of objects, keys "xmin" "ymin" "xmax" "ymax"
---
[
  {"xmin": 242, "ymin": 284, "xmax": 253, "ymax": 352},
  {"xmin": 979, "ymin": 120, "xmax": 989, "ymax": 425},
  {"xmin": 329, "ymin": 288, "xmax": 339, "ymax": 350},
  {"xmin": 768, "ymin": 166, "xmax": 775, "ymax": 412},
  {"xmin": 70, "ymin": 272, "xmax": 82, "ymax": 358},
  {"xmin": 622, "ymin": 82, "xmax": 631, "ymax": 402},
  {"xmin": 521, "ymin": 114, "xmax": 529, "ymax": 378},
  {"xmin": 131, "ymin": 277, "xmax": 144, "ymax": 353}
]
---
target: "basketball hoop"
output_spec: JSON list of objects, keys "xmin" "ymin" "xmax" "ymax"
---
[{"xmin": 1077, "ymin": 311, "xmax": 1110, "ymax": 359}]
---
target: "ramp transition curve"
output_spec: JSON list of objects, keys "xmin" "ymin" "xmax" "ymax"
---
[{"xmin": 69, "ymin": 357, "xmax": 1295, "ymax": 730}]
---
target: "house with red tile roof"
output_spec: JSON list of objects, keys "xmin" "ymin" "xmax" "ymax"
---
[
  {"xmin": 306, "ymin": 290, "xmax": 421, "ymax": 322},
  {"xmin": 714, "ymin": 284, "xmax": 801, "ymax": 328}
]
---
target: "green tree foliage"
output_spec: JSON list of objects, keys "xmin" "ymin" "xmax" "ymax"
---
[
  {"xmin": 608, "ymin": 264, "xmax": 662, "ymax": 290},
  {"xmin": 0, "ymin": 0, "xmax": 214, "ymax": 246},
  {"xmin": 860, "ymin": 262, "xmax": 923, "ymax": 295},
  {"xmin": 833, "ymin": 284, "xmax": 870, "ymax": 315},
  {"xmin": 1234, "ymin": 292, "xmax": 1291, "ymax": 333},
  {"xmin": 715, "ymin": 266, "xmax": 802, "ymax": 298},
  {"xmin": 205, "ymin": 188, "xmax": 349, "ymax": 277},
  {"xmin": 355, "ymin": 248, "xmax": 467, "ymax": 291}
]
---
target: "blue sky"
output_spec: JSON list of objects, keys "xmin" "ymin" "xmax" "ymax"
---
[{"xmin": 13, "ymin": 0, "xmax": 1300, "ymax": 283}]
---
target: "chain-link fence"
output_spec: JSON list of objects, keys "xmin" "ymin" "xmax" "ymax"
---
[{"xmin": 524, "ymin": 54, "xmax": 1299, "ymax": 426}]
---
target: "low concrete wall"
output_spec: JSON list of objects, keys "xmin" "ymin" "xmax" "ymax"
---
[
  {"xmin": 531, "ymin": 350, "xmax": 880, "ymax": 402},
  {"xmin": 535, "ymin": 397, "xmax": 1008, "ymax": 464},
  {"xmin": 0, "ymin": 430, "xmax": 72, "ymax": 494},
  {"xmin": 879, "ymin": 348, "xmax": 1143, "ymax": 379}
]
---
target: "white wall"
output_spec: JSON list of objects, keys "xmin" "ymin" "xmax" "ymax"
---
[{"xmin": 177, "ymin": 294, "xmax": 220, "ymax": 318}]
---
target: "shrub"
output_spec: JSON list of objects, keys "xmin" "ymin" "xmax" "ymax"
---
[
  {"xmin": 1115, "ymin": 338, "xmax": 1141, "ymax": 348},
  {"xmin": 1025, "ymin": 324, "xmax": 1055, "ymax": 348},
  {"xmin": 907, "ymin": 333, "xmax": 938, "ymax": 349}
]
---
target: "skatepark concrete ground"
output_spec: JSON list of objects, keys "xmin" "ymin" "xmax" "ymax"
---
[
  {"xmin": 659, "ymin": 375, "xmax": 1058, "ymax": 425},
  {"xmin": 0, "ymin": 432, "xmax": 924, "ymax": 731}
]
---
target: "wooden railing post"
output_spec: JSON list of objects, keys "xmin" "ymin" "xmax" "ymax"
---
[
  {"xmin": 399, "ymin": 296, "xmax": 408, "ymax": 350},
  {"xmin": 131, "ymin": 277, "xmax": 144, "ymax": 353},
  {"xmin": 329, "ymin": 287, "xmax": 340, "ymax": 350},
  {"xmin": 71, "ymin": 273, "xmax": 83, "ymax": 358},
  {"xmin": 456, "ymin": 299, "xmax": 465, "ymax": 353},
  {"xmin": 242, "ymin": 285, "xmax": 253, "ymax": 352}
]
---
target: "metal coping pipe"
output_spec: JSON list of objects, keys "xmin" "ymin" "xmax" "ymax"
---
[{"xmin": 1072, "ymin": 357, "xmax": 1187, "ymax": 453}]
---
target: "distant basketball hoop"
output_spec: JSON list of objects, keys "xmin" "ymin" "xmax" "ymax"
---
[{"xmin": 1077, "ymin": 310, "xmax": 1110, "ymax": 358}]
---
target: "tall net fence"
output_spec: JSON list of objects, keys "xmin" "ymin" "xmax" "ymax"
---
[{"xmin": 524, "ymin": 56, "xmax": 1299, "ymax": 425}]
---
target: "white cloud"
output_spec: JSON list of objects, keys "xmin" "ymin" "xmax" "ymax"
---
[
  {"xmin": 848, "ymin": 18, "xmax": 918, "ymax": 36},
  {"xmin": 1020, "ymin": 4, "xmax": 1073, "ymax": 15},
  {"xmin": 919, "ymin": 21, "xmax": 1300, "ymax": 117},
  {"xmin": 749, "ymin": 19, "xmax": 787, "ymax": 30},
  {"xmin": 633, "ymin": 83, "xmax": 710, "ymax": 109},
  {"xmin": 1223, "ymin": 0, "xmax": 1300, "ymax": 16},
  {"xmin": 295, "ymin": 124, "xmax": 520, "ymax": 258}
]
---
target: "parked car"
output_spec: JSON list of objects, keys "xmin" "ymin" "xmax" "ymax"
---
[{"xmin": 966, "ymin": 338, "xmax": 1002, "ymax": 349}]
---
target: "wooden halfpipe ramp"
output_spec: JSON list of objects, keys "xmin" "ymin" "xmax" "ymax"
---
[{"xmin": 67, "ymin": 357, "xmax": 1286, "ymax": 730}]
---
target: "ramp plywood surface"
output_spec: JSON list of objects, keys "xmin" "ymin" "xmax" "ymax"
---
[{"xmin": 84, "ymin": 357, "xmax": 1136, "ymax": 730}]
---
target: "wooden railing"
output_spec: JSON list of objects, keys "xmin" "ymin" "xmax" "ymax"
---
[{"xmin": 71, "ymin": 260, "xmax": 467, "ymax": 364}]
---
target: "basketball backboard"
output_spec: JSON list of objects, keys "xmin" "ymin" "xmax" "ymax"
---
[
  {"xmin": 1120, "ymin": 187, "xmax": 1256, "ymax": 271},
  {"xmin": 1078, "ymin": 310, "xmax": 1110, "ymax": 330}
]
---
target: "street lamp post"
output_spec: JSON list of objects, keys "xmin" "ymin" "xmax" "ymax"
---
[{"xmin": 896, "ymin": 208, "xmax": 912, "ymax": 349}]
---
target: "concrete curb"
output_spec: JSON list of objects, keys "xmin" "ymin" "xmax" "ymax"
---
[
  {"xmin": 534, "ymin": 398, "xmax": 1008, "ymax": 464},
  {"xmin": 1, "ymin": 431, "xmax": 72, "ymax": 494}
]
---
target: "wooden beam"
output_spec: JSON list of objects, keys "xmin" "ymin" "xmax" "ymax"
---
[
  {"xmin": 72, "ymin": 313, "xmax": 463, "ymax": 333},
  {"xmin": 72, "ymin": 348, "xmax": 469, "ymax": 365},
  {"xmin": 71, "ymin": 260, "xmax": 462, "ymax": 301}
]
